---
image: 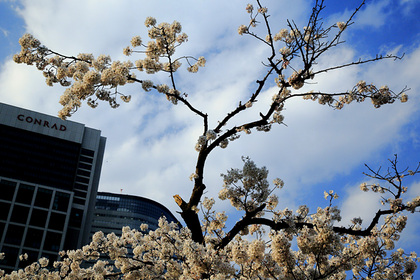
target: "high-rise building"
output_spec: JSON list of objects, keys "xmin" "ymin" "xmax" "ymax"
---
[
  {"xmin": 91, "ymin": 192, "xmax": 179, "ymax": 237},
  {"xmin": 0, "ymin": 103, "xmax": 106, "ymax": 271}
]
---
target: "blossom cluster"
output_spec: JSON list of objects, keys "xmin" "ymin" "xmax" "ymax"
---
[
  {"xmin": 2, "ymin": 158, "xmax": 419, "ymax": 279},
  {"xmin": 237, "ymin": 4, "xmax": 268, "ymax": 35},
  {"xmin": 14, "ymin": 17, "xmax": 205, "ymax": 119},
  {"xmin": 2, "ymin": 204, "xmax": 418, "ymax": 279},
  {"xmin": 286, "ymin": 69, "xmax": 314, "ymax": 90},
  {"xmin": 129, "ymin": 18, "xmax": 204, "ymax": 75},
  {"xmin": 300, "ymin": 80, "xmax": 407, "ymax": 111},
  {"xmin": 195, "ymin": 130, "xmax": 229, "ymax": 152},
  {"xmin": 219, "ymin": 157, "xmax": 276, "ymax": 212},
  {"xmin": 13, "ymin": 35, "xmax": 133, "ymax": 119}
]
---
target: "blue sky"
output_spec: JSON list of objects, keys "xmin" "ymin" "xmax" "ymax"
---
[{"xmin": 1, "ymin": 0, "xmax": 419, "ymax": 276}]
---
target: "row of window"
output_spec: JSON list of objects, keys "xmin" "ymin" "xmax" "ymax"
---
[
  {"xmin": 0, "ymin": 178, "xmax": 73, "ymax": 267},
  {"xmin": 71, "ymin": 148, "xmax": 95, "ymax": 207},
  {"xmin": 0, "ymin": 179, "xmax": 87, "ymax": 271},
  {"xmin": 93, "ymin": 213, "xmax": 150, "ymax": 225},
  {"xmin": 0, "ymin": 223, "xmax": 62, "ymax": 251},
  {"xmin": 97, "ymin": 195, "xmax": 120, "ymax": 201},
  {"xmin": 0, "ymin": 179, "xmax": 71, "ymax": 212},
  {"xmin": 95, "ymin": 200, "xmax": 173, "ymax": 221},
  {"xmin": 0, "ymin": 239, "xmax": 60, "ymax": 269},
  {"xmin": 0, "ymin": 204, "xmax": 67, "ymax": 231}
]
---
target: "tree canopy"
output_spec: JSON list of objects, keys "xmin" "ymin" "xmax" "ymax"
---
[{"xmin": 3, "ymin": 0, "xmax": 420, "ymax": 279}]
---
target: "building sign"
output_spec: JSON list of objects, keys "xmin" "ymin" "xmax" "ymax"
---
[
  {"xmin": 0, "ymin": 103, "xmax": 86, "ymax": 143},
  {"xmin": 17, "ymin": 114, "xmax": 67, "ymax": 131}
]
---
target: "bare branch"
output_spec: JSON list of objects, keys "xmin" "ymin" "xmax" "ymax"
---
[{"xmin": 312, "ymin": 54, "xmax": 404, "ymax": 76}]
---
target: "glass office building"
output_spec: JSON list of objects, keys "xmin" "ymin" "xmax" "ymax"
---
[
  {"xmin": 0, "ymin": 103, "xmax": 106, "ymax": 272},
  {"xmin": 91, "ymin": 192, "xmax": 179, "ymax": 237}
]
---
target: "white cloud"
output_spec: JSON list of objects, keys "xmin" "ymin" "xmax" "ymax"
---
[
  {"xmin": 399, "ymin": 181, "xmax": 420, "ymax": 246},
  {"xmin": 322, "ymin": 0, "xmax": 391, "ymax": 31},
  {"xmin": 399, "ymin": 0, "xmax": 419, "ymax": 15},
  {"xmin": 339, "ymin": 180, "xmax": 383, "ymax": 227},
  {"xmin": 353, "ymin": 0, "xmax": 392, "ymax": 29},
  {"xmin": 0, "ymin": 27, "xmax": 9, "ymax": 37}
]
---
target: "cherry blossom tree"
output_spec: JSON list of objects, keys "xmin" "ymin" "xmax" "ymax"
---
[{"xmin": 4, "ymin": 0, "xmax": 420, "ymax": 279}]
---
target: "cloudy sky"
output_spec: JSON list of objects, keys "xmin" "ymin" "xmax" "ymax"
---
[{"xmin": 1, "ymin": 0, "xmax": 420, "ymax": 273}]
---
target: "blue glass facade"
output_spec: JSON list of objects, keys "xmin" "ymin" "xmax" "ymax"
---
[{"xmin": 91, "ymin": 192, "xmax": 179, "ymax": 236}]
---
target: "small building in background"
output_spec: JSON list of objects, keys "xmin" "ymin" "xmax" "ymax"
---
[{"xmin": 91, "ymin": 192, "xmax": 179, "ymax": 237}]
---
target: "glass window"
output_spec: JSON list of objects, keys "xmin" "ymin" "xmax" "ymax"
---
[
  {"xmin": 24, "ymin": 227, "xmax": 44, "ymax": 248},
  {"xmin": 79, "ymin": 155, "xmax": 93, "ymax": 164},
  {"xmin": 34, "ymin": 187, "xmax": 53, "ymax": 209},
  {"xmin": 78, "ymin": 162, "xmax": 91, "ymax": 170},
  {"xmin": 76, "ymin": 169, "xmax": 91, "ymax": 177},
  {"xmin": 74, "ymin": 190, "xmax": 87, "ymax": 199},
  {"xmin": 29, "ymin": 208, "xmax": 48, "ymax": 228},
  {"xmin": 74, "ymin": 183, "xmax": 88, "ymax": 192},
  {"xmin": 0, "ymin": 222, "xmax": 5, "ymax": 241},
  {"xmin": 73, "ymin": 197, "xmax": 85, "ymax": 206},
  {"xmin": 63, "ymin": 227, "xmax": 79, "ymax": 251},
  {"xmin": 0, "ymin": 246, "xmax": 19, "ymax": 268},
  {"xmin": 48, "ymin": 212, "xmax": 66, "ymax": 231},
  {"xmin": 0, "ymin": 201, "xmax": 11, "ymax": 221},
  {"xmin": 52, "ymin": 192, "xmax": 70, "ymax": 212},
  {"xmin": 0, "ymin": 179, "xmax": 16, "ymax": 201},
  {"xmin": 43, "ymin": 231, "xmax": 62, "ymax": 252},
  {"xmin": 69, "ymin": 208, "xmax": 83, "ymax": 228},
  {"xmin": 75, "ymin": 176, "xmax": 89, "ymax": 184},
  {"xmin": 10, "ymin": 205, "xmax": 30, "ymax": 224},
  {"xmin": 81, "ymin": 148, "xmax": 94, "ymax": 157},
  {"xmin": 4, "ymin": 224, "xmax": 24, "ymax": 245},
  {"xmin": 15, "ymin": 184, "xmax": 35, "ymax": 205}
]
